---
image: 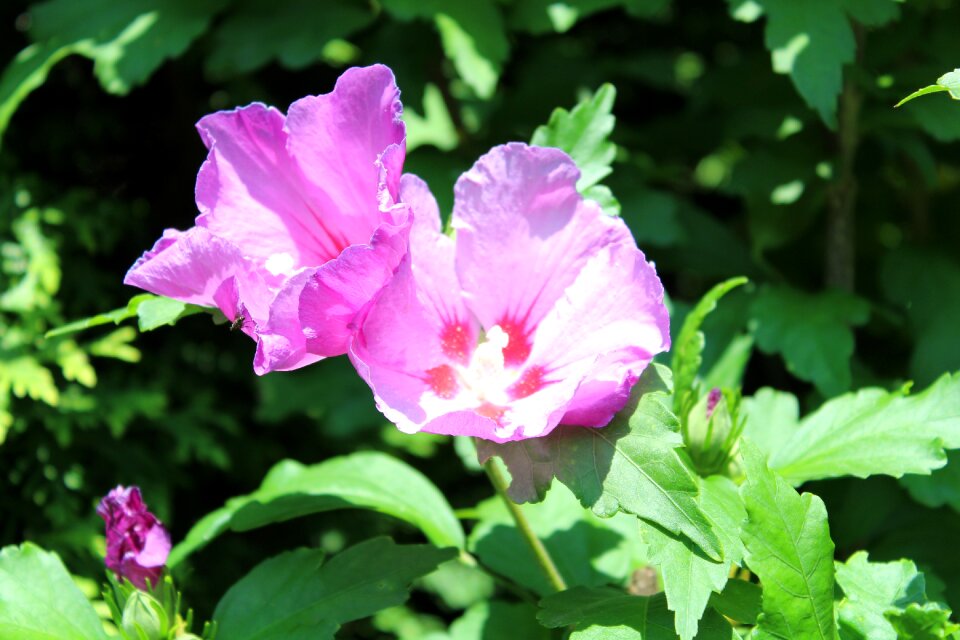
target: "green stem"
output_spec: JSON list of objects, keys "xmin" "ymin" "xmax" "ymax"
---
[{"xmin": 482, "ymin": 458, "xmax": 568, "ymax": 593}]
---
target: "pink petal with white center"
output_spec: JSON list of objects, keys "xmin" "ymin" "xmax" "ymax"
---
[
  {"xmin": 286, "ymin": 64, "xmax": 406, "ymax": 231},
  {"xmin": 124, "ymin": 227, "xmax": 250, "ymax": 309},
  {"xmin": 453, "ymin": 143, "xmax": 634, "ymax": 366},
  {"xmin": 195, "ymin": 103, "xmax": 348, "ymax": 273}
]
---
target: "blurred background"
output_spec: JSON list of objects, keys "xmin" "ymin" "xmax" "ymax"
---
[{"xmin": 2, "ymin": 0, "xmax": 960, "ymax": 633}]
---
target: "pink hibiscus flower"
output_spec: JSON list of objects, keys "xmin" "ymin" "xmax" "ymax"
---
[
  {"xmin": 349, "ymin": 143, "xmax": 670, "ymax": 442},
  {"xmin": 124, "ymin": 65, "xmax": 409, "ymax": 374},
  {"xmin": 97, "ymin": 486, "xmax": 170, "ymax": 590}
]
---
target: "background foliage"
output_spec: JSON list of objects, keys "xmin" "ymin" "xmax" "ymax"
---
[{"xmin": 2, "ymin": 0, "xmax": 960, "ymax": 637}]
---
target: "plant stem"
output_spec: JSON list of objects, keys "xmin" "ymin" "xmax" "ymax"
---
[
  {"xmin": 826, "ymin": 23, "xmax": 864, "ymax": 292},
  {"xmin": 482, "ymin": 458, "xmax": 568, "ymax": 593}
]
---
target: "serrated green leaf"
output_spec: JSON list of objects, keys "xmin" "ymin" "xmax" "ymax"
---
[
  {"xmin": 537, "ymin": 586, "xmax": 735, "ymax": 639},
  {"xmin": 756, "ymin": 0, "xmax": 855, "ymax": 127},
  {"xmin": 204, "ymin": 0, "xmax": 374, "ymax": 78},
  {"xmin": 0, "ymin": 543, "xmax": 109, "ymax": 640},
  {"xmin": 381, "ymin": 0, "xmax": 508, "ymax": 99},
  {"xmin": 671, "ymin": 277, "xmax": 748, "ymax": 415},
  {"xmin": 885, "ymin": 603, "xmax": 959, "ymax": 640},
  {"xmin": 835, "ymin": 551, "xmax": 928, "ymax": 640},
  {"xmin": 477, "ymin": 364, "xmax": 723, "ymax": 562},
  {"xmin": 0, "ymin": 356, "xmax": 59, "ymax": 407},
  {"xmin": 750, "ymin": 285, "xmax": 870, "ymax": 397},
  {"xmin": 902, "ymin": 451, "xmax": 960, "ymax": 514},
  {"xmin": 213, "ymin": 538, "xmax": 455, "ymax": 640},
  {"xmin": 170, "ymin": 451, "xmax": 464, "ymax": 566},
  {"xmin": 708, "ymin": 579, "xmax": 761, "ymax": 625},
  {"xmin": 739, "ymin": 440, "xmax": 838, "ymax": 640},
  {"xmin": 767, "ymin": 372, "xmax": 960, "ymax": 484},
  {"xmin": 135, "ymin": 296, "xmax": 205, "ymax": 331},
  {"xmin": 531, "ymin": 83, "xmax": 617, "ymax": 192},
  {"xmin": 741, "ymin": 387, "xmax": 799, "ymax": 460},
  {"xmin": 642, "ymin": 475, "xmax": 746, "ymax": 640},
  {"xmin": 467, "ymin": 481, "xmax": 647, "ymax": 596}
]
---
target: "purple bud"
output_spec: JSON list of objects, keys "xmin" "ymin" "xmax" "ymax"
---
[
  {"xmin": 97, "ymin": 486, "xmax": 171, "ymax": 590},
  {"xmin": 705, "ymin": 388, "xmax": 722, "ymax": 419}
]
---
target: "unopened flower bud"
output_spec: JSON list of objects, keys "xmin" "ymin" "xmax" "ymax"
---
[
  {"xmin": 122, "ymin": 591, "xmax": 168, "ymax": 640},
  {"xmin": 684, "ymin": 387, "xmax": 742, "ymax": 475},
  {"xmin": 97, "ymin": 486, "xmax": 171, "ymax": 590}
]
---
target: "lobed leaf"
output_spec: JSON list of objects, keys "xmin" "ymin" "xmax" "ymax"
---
[
  {"xmin": 477, "ymin": 364, "xmax": 723, "ymax": 562},
  {"xmin": 169, "ymin": 451, "xmax": 465, "ymax": 566},
  {"xmin": 213, "ymin": 538, "xmax": 455, "ymax": 640},
  {"xmin": 739, "ymin": 440, "xmax": 838, "ymax": 640}
]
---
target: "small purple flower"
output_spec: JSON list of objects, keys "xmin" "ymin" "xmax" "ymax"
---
[
  {"xmin": 97, "ymin": 486, "xmax": 171, "ymax": 590},
  {"xmin": 705, "ymin": 388, "xmax": 722, "ymax": 419}
]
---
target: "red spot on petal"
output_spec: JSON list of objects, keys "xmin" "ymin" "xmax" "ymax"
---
[
  {"xmin": 496, "ymin": 317, "xmax": 532, "ymax": 367},
  {"xmin": 509, "ymin": 365, "xmax": 547, "ymax": 399},
  {"xmin": 426, "ymin": 365, "xmax": 459, "ymax": 399},
  {"xmin": 440, "ymin": 321, "xmax": 471, "ymax": 364},
  {"xmin": 477, "ymin": 402, "xmax": 506, "ymax": 423}
]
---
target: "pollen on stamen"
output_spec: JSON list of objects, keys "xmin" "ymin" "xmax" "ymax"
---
[
  {"xmin": 496, "ymin": 317, "xmax": 532, "ymax": 367},
  {"xmin": 440, "ymin": 321, "xmax": 471, "ymax": 364},
  {"xmin": 425, "ymin": 364, "xmax": 459, "ymax": 399},
  {"xmin": 509, "ymin": 365, "xmax": 547, "ymax": 399}
]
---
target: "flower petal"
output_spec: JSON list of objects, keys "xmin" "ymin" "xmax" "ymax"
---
[
  {"xmin": 523, "ymin": 242, "xmax": 670, "ymax": 433},
  {"xmin": 124, "ymin": 227, "xmax": 248, "ymax": 308},
  {"xmin": 253, "ymin": 268, "xmax": 324, "ymax": 374},
  {"xmin": 453, "ymin": 143, "xmax": 633, "ymax": 365},
  {"xmin": 195, "ymin": 103, "xmax": 349, "ymax": 271},
  {"xmin": 286, "ymin": 64, "xmax": 406, "ymax": 233}
]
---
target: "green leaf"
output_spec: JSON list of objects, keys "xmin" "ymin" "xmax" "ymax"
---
[
  {"xmin": 902, "ymin": 451, "xmax": 960, "ymax": 514},
  {"xmin": 0, "ymin": 43, "xmax": 85, "ymax": 148},
  {"xmin": 28, "ymin": 0, "xmax": 229, "ymax": 94},
  {"xmin": 404, "ymin": 83, "xmax": 459, "ymax": 152},
  {"xmin": 702, "ymin": 334, "xmax": 754, "ymax": 390},
  {"xmin": 896, "ymin": 85, "xmax": 951, "ymax": 109},
  {"xmin": 442, "ymin": 601, "xmax": 548, "ymax": 640},
  {"xmin": 0, "ymin": 543, "xmax": 109, "ymax": 639},
  {"xmin": 835, "ymin": 551, "xmax": 928, "ymax": 640},
  {"xmin": 766, "ymin": 372, "xmax": 960, "ymax": 484},
  {"xmin": 885, "ymin": 603, "xmax": 960, "ymax": 639},
  {"xmin": 708, "ymin": 579, "xmax": 762, "ymax": 625},
  {"xmin": 213, "ymin": 538, "xmax": 455, "ymax": 639},
  {"xmin": 756, "ymin": 0, "xmax": 855, "ymax": 127},
  {"xmin": 741, "ymin": 387, "xmax": 799, "ymax": 460},
  {"xmin": 204, "ymin": 0, "xmax": 374, "ymax": 77},
  {"xmin": 642, "ymin": 476, "xmax": 746, "ymax": 640},
  {"xmin": 417, "ymin": 558, "xmax": 495, "ymax": 610},
  {"xmin": 477, "ymin": 364, "xmax": 723, "ymax": 562},
  {"xmin": 531, "ymin": 83, "xmax": 617, "ymax": 193},
  {"xmin": 896, "ymin": 69, "xmax": 960, "ymax": 108},
  {"xmin": 840, "ymin": 0, "xmax": 901, "ymax": 26},
  {"xmin": 170, "ymin": 451, "xmax": 465, "ymax": 566},
  {"xmin": 750, "ymin": 285, "xmax": 870, "ymax": 397},
  {"xmin": 671, "ymin": 277, "xmax": 748, "ymax": 416},
  {"xmin": 509, "ymin": 0, "xmax": 668, "ymax": 34},
  {"xmin": 907, "ymin": 96, "xmax": 960, "ymax": 142},
  {"xmin": 739, "ymin": 440, "xmax": 838, "ymax": 640},
  {"xmin": 134, "ymin": 296, "xmax": 205, "ymax": 331},
  {"xmin": 381, "ymin": 0, "xmax": 508, "ymax": 99},
  {"xmin": 467, "ymin": 480, "xmax": 647, "ymax": 596},
  {"xmin": 537, "ymin": 587, "xmax": 735, "ymax": 639}
]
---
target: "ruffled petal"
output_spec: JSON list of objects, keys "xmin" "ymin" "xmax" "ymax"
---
[
  {"xmin": 253, "ymin": 268, "xmax": 324, "ymax": 374},
  {"xmin": 453, "ymin": 143, "xmax": 634, "ymax": 366},
  {"xmin": 299, "ymin": 206, "xmax": 413, "ymax": 357},
  {"xmin": 286, "ymin": 64, "xmax": 406, "ymax": 235},
  {"xmin": 123, "ymin": 227, "xmax": 249, "ymax": 308},
  {"xmin": 195, "ymin": 103, "xmax": 347, "ymax": 271}
]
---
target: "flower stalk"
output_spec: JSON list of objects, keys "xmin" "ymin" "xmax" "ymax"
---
[{"xmin": 481, "ymin": 457, "xmax": 568, "ymax": 593}]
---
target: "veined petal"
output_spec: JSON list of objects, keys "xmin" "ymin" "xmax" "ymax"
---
[
  {"xmin": 453, "ymin": 143, "xmax": 633, "ymax": 366},
  {"xmin": 523, "ymin": 243, "xmax": 670, "ymax": 432},
  {"xmin": 286, "ymin": 64, "xmax": 406, "ymax": 233},
  {"xmin": 299, "ymin": 205, "xmax": 413, "ymax": 357},
  {"xmin": 195, "ymin": 103, "xmax": 348, "ymax": 271},
  {"xmin": 124, "ymin": 227, "xmax": 248, "ymax": 308},
  {"xmin": 253, "ymin": 268, "xmax": 324, "ymax": 374}
]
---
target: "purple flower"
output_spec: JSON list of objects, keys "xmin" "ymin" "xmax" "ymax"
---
[
  {"xmin": 97, "ymin": 486, "xmax": 171, "ymax": 590},
  {"xmin": 349, "ymin": 143, "xmax": 670, "ymax": 442},
  {"xmin": 124, "ymin": 65, "xmax": 410, "ymax": 374}
]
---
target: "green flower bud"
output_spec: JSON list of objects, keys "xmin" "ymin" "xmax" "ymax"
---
[
  {"xmin": 121, "ymin": 591, "xmax": 168, "ymax": 640},
  {"xmin": 684, "ymin": 387, "xmax": 743, "ymax": 476}
]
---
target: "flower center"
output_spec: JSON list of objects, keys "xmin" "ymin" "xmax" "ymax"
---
[{"xmin": 463, "ymin": 326, "xmax": 511, "ymax": 403}]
